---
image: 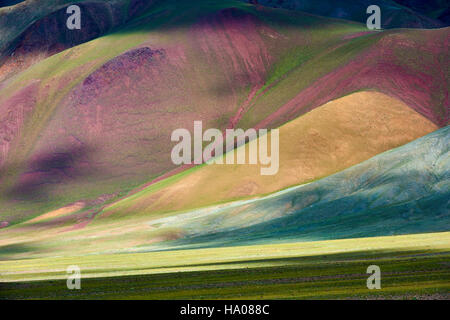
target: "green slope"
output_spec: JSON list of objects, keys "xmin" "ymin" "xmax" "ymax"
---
[{"xmin": 140, "ymin": 126, "xmax": 450, "ymax": 250}]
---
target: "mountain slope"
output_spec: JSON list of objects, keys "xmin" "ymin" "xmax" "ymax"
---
[
  {"xmin": 100, "ymin": 91, "xmax": 438, "ymax": 219},
  {"xmin": 393, "ymin": 0, "xmax": 450, "ymax": 24},
  {"xmin": 145, "ymin": 125, "xmax": 450, "ymax": 250},
  {"xmin": 0, "ymin": 123, "xmax": 445, "ymax": 260},
  {"xmin": 0, "ymin": 0, "xmax": 448, "ymax": 225},
  {"xmin": 241, "ymin": 0, "xmax": 447, "ymax": 28},
  {"xmin": 0, "ymin": 0, "xmax": 162, "ymax": 81}
]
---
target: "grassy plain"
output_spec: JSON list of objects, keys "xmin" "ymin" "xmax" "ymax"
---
[{"xmin": 1, "ymin": 232, "xmax": 449, "ymax": 299}]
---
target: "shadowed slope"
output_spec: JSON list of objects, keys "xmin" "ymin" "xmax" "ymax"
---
[
  {"xmin": 144, "ymin": 125, "xmax": 450, "ymax": 250},
  {"xmin": 0, "ymin": 1, "xmax": 25, "ymax": 7},
  {"xmin": 240, "ymin": 0, "xmax": 447, "ymax": 28},
  {"xmin": 0, "ymin": 0, "xmax": 159, "ymax": 81},
  {"xmin": 392, "ymin": 0, "xmax": 450, "ymax": 24}
]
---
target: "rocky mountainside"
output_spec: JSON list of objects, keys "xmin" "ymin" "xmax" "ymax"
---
[{"xmin": 240, "ymin": 0, "xmax": 448, "ymax": 28}]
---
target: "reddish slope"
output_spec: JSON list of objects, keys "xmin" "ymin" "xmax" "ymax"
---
[
  {"xmin": 0, "ymin": 80, "xmax": 39, "ymax": 168},
  {"xmin": 35, "ymin": 8, "xmax": 273, "ymax": 182},
  {"xmin": 248, "ymin": 28, "xmax": 449, "ymax": 130},
  {"xmin": 0, "ymin": 6, "xmax": 280, "ymax": 223},
  {"xmin": 0, "ymin": 2, "xmax": 448, "ymax": 224}
]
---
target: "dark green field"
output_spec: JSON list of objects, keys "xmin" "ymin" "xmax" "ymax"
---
[{"xmin": 2, "ymin": 248, "xmax": 449, "ymax": 300}]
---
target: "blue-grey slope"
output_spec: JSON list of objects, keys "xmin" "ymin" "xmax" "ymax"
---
[{"xmin": 150, "ymin": 126, "xmax": 450, "ymax": 249}]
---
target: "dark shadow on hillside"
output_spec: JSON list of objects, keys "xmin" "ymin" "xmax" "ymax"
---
[
  {"xmin": 161, "ymin": 181, "xmax": 450, "ymax": 250},
  {"xmin": 0, "ymin": 0, "xmax": 25, "ymax": 8},
  {"xmin": 114, "ymin": 1, "xmax": 359, "ymax": 37},
  {"xmin": 240, "ymin": 0, "xmax": 447, "ymax": 28},
  {"xmin": 0, "ymin": 242, "xmax": 36, "ymax": 260},
  {"xmin": 1, "ymin": 0, "xmax": 447, "ymax": 79},
  {"xmin": 2, "ymin": 145, "xmax": 96, "ymax": 202},
  {"xmin": 0, "ymin": 1, "xmax": 159, "ymax": 80}
]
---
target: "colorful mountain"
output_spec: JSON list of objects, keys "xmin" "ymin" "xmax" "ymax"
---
[
  {"xmin": 100, "ymin": 91, "xmax": 438, "ymax": 219},
  {"xmin": 0, "ymin": 0, "xmax": 449, "ymax": 300},
  {"xmin": 0, "ymin": 0, "xmax": 448, "ymax": 227},
  {"xmin": 145, "ymin": 125, "xmax": 450, "ymax": 250}
]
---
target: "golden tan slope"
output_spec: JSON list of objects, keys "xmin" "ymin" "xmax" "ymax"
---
[
  {"xmin": 103, "ymin": 91, "xmax": 438, "ymax": 218},
  {"xmin": 26, "ymin": 202, "xmax": 85, "ymax": 224}
]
